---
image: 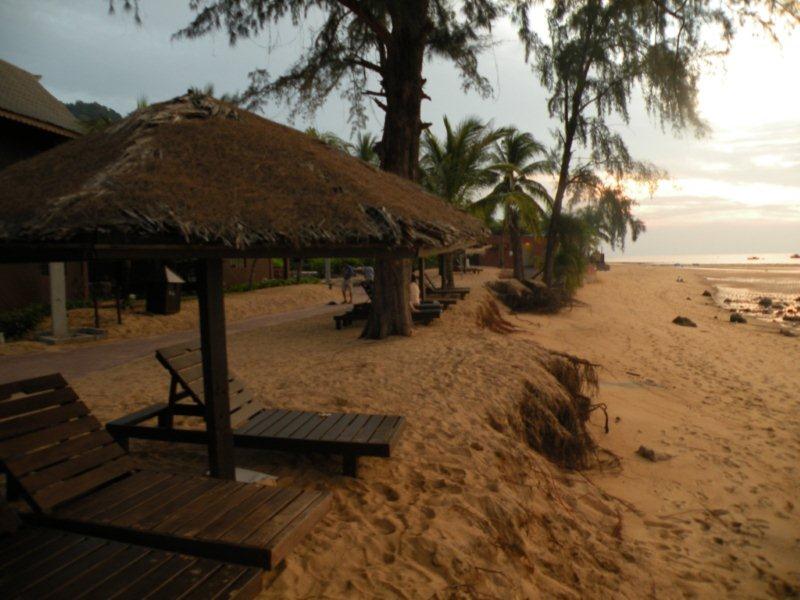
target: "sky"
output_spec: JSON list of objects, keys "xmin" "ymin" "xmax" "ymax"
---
[{"xmin": 1, "ymin": 0, "xmax": 798, "ymax": 257}]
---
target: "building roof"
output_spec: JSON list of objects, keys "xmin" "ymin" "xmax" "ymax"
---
[
  {"xmin": 0, "ymin": 59, "xmax": 82, "ymax": 137},
  {"xmin": 0, "ymin": 93, "xmax": 488, "ymax": 262}
]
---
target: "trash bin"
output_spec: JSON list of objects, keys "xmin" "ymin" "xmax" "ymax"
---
[{"xmin": 146, "ymin": 266, "xmax": 184, "ymax": 314}]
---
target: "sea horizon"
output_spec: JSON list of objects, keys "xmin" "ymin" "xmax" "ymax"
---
[{"xmin": 607, "ymin": 252, "xmax": 800, "ymax": 266}]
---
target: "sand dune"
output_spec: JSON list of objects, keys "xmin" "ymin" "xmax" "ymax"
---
[{"xmin": 67, "ymin": 265, "xmax": 798, "ymax": 598}]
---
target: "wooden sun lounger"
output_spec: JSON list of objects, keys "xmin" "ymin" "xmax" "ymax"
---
[
  {"xmin": 0, "ymin": 374, "xmax": 330, "ymax": 570},
  {"xmin": 423, "ymin": 274, "xmax": 470, "ymax": 299},
  {"xmin": 0, "ymin": 508, "xmax": 263, "ymax": 599},
  {"xmin": 333, "ymin": 300, "xmax": 444, "ymax": 329},
  {"xmin": 106, "ymin": 344, "xmax": 405, "ymax": 477}
]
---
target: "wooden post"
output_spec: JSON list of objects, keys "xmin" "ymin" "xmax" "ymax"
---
[
  {"xmin": 282, "ymin": 257, "xmax": 290, "ymax": 280},
  {"xmin": 418, "ymin": 258, "xmax": 426, "ymax": 303},
  {"xmin": 196, "ymin": 258, "xmax": 236, "ymax": 480}
]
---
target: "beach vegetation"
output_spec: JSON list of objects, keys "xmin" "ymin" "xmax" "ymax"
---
[{"xmin": 473, "ymin": 128, "xmax": 553, "ymax": 281}]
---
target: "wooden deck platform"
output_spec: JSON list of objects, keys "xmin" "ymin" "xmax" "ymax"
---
[{"xmin": 0, "ymin": 525, "xmax": 263, "ymax": 599}]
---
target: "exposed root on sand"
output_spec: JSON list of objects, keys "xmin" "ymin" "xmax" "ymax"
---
[{"xmin": 475, "ymin": 298, "xmax": 518, "ymax": 334}]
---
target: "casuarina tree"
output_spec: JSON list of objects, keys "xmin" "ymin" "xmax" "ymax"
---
[
  {"xmin": 515, "ymin": 0, "xmax": 799, "ymax": 287},
  {"xmin": 110, "ymin": 0, "xmax": 506, "ymax": 338}
]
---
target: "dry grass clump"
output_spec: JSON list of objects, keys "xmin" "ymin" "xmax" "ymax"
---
[
  {"xmin": 476, "ymin": 298, "xmax": 518, "ymax": 334},
  {"xmin": 487, "ymin": 279, "xmax": 567, "ymax": 314},
  {"xmin": 515, "ymin": 353, "xmax": 603, "ymax": 470}
]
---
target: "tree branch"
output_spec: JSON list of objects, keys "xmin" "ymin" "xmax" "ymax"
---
[{"xmin": 335, "ymin": 0, "xmax": 391, "ymax": 45}]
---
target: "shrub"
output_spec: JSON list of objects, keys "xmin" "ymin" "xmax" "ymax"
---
[
  {"xmin": 0, "ymin": 304, "xmax": 49, "ymax": 339},
  {"xmin": 486, "ymin": 279, "xmax": 567, "ymax": 314}
]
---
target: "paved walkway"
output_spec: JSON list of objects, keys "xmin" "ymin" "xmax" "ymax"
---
[{"xmin": 0, "ymin": 302, "xmax": 346, "ymax": 383}]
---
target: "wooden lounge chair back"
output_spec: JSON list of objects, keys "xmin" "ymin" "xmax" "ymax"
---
[
  {"xmin": 156, "ymin": 342, "xmax": 262, "ymax": 428},
  {"xmin": 0, "ymin": 374, "xmax": 132, "ymax": 513}
]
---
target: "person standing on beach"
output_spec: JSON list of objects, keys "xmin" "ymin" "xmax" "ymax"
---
[{"xmin": 342, "ymin": 263, "xmax": 355, "ymax": 304}]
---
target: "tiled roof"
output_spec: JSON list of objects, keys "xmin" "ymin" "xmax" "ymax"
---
[{"xmin": 0, "ymin": 59, "xmax": 82, "ymax": 136}]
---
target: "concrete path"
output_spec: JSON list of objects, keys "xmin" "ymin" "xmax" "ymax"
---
[{"xmin": 0, "ymin": 302, "xmax": 346, "ymax": 383}]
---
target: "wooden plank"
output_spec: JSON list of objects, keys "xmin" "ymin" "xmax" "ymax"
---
[
  {"xmin": 320, "ymin": 413, "xmax": 358, "ymax": 441},
  {"xmin": 216, "ymin": 567, "xmax": 263, "ymax": 600},
  {"xmin": 88, "ymin": 472, "xmax": 185, "ymax": 522},
  {"xmin": 127, "ymin": 477, "xmax": 220, "ymax": 530},
  {"xmin": 53, "ymin": 543, "xmax": 149, "ymax": 600},
  {"xmin": 214, "ymin": 487, "xmax": 301, "ymax": 545},
  {"xmin": 0, "ymin": 527, "xmax": 60, "ymax": 565},
  {"xmin": 178, "ymin": 364, "xmax": 205, "ymax": 390},
  {"xmin": 154, "ymin": 481, "xmax": 245, "ymax": 536},
  {"xmin": 197, "ymin": 257, "xmax": 235, "ymax": 480},
  {"xmin": 262, "ymin": 492, "xmax": 332, "ymax": 566},
  {"xmin": 334, "ymin": 414, "xmax": 370, "ymax": 442},
  {"xmin": 145, "ymin": 557, "xmax": 224, "ymax": 599},
  {"xmin": 172, "ymin": 484, "xmax": 260, "ymax": 537},
  {"xmin": 157, "ymin": 341, "xmax": 201, "ymax": 361},
  {"xmin": 235, "ymin": 408, "xmax": 283, "ymax": 435},
  {"xmin": 169, "ymin": 350, "xmax": 202, "ymax": 372},
  {"xmin": 288, "ymin": 413, "xmax": 327, "ymax": 440},
  {"xmin": 9, "ymin": 536, "xmax": 108, "ymax": 598},
  {"xmin": 107, "ymin": 474, "xmax": 199, "ymax": 528},
  {"xmin": 229, "ymin": 402, "xmax": 262, "ymax": 429},
  {"xmin": 0, "ymin": 400, "xmax": 89, "ymax": 441},
  {"xmin": 229, "ymin": 388, "xmax": 254, "ymax": 412},
  {"xmin": 34, "ymin": 457, "xmax": 134, "ymax": 511},
  {"xmin": 272, "ymin": 412, "xmax": 316, "ymax": 439},
  {"xmin": 350, "ymin": 414, "xmax": 386, "ymax": 445},
  {"xmin": 197, "ymin": 486, "xmax": 283, "ymax": 540},
  {"xmin": 0, "ymin": 374, "xmax": 66, "ymax": 401},
  {"xmin": 303, "ymin": 412, "xmax": 347, "ymax": 441},
  {"xmin": 112, "ymin": 553, "xmax": 195, "ymax": 600},
  {"xmin": 8, "ymin": 429, "xmax": 112, "ymax": 479},
  {"xmin": 71, "ymin": 548, "xmax": 166, "ymax": 600},
  {"xmin": 21, "ymin": 442, "xmax": 125, "ymax": 493},
  {"xmin": 257, "ymin": 410, "xmax": 305, "ymax": 438},
  {"xmin": 367, "ymin": 415, "xmax": 404, "ymax": 446},
  {"xmin": 0, "ymin": 387, "xmax": 78, "ymax": 420},
  {"xmin": 63, "ymin": 471, "xmax": 172, "ymax": 520},
  {"xmin": 0, "ymin": 416, "xmax": 103, "ymax": 469},
  {"xmin": 1, "ymin": 530, "xmax": 78, "ymax": 575},
  {"xmin": 180, "ymin": 563, "xmax": 246, "ymax": 600},
  {"xmin": 244, "ymin": 489, "xmax": 322, "ymax": 547}
]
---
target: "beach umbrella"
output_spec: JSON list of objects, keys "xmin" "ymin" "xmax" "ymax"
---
[{"xmin": 0, "ymin": 93, "xmax": 486, "ymax": 479}]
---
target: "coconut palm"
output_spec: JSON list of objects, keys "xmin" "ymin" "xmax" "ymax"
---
[
  {"xmin": 420, "ymin": 116, "xmax": 502, "ymax": 209},
  {"xmin": 473, "ymin": 129, "xmax": 553, "ymax": 280},
  {"xmin": 351, "ymin": 131, "xmax": 380, "ymax": 165},
  {"xmin": 420, "ymin": 116, "xmax": 504, "ymax": 286}
]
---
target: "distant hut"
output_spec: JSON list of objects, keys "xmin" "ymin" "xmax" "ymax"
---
[
  {"xmin": 0, "ymin": 59, "xmax": 86, "ymax": 313},
  {"xmin": 0, "ymin": 93, "xmax": 486, "ymax": 477}
]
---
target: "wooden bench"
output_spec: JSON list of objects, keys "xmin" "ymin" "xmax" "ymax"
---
[
  {"xmin": 424, "ymin": 274, "xmax": 470, "ymax": 299},
  {"xmin": 0, "ymin": 521, "xmax": 263, "ymax": 599},
  {"xmin": 0, "ymin": 374, "xmax": 330, "ymax": 569},
  {"xmin": 106, "ymin": 344, "xmax": 406, "ymax": 477}
]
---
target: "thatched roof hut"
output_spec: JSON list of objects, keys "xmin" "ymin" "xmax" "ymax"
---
[{"xmin": 0, "ymin": 93, "xmax": 486, "ymax": 262}]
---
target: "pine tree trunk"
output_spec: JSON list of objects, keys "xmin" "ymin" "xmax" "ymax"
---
[
  {"xmin": 361, "ymin": 258, "xmax": 412, "ymax": 339},
  {"xmin": 361, "ymin": 3, "xmax": 428, "ymax": 339},
  {"xmin": 442, "ymin": 253, "xmax": 455, "ymax": 288}
]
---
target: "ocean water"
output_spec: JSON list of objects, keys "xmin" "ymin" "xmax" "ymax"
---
[{"xmin": 608, "ymin": 252, "xmax": 800, "ymax": 265}]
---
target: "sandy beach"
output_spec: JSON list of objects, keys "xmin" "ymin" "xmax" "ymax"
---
[{"xmin": 21, "ymin": 264, "xmax": 798, "ymax": 598}]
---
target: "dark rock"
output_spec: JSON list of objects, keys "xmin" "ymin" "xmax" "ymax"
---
[
  {"xmin": 672, "ymin": 316, "xmax": 697, "ymax": 327},
  {"xmin": 780, "ymin": 327, "xmax": 798, "ymax": 337},
  {"xmin": 730, "ymin": 313, "xmax": 747, "ymax": 324},
  {"xmin": 702, "ymin": 290, "xmax": 712, "ymax": 297},
  {"xmin": 724, "ymin": 298, "xmax": 732, "ymax": 304},
  {"xmin": 783, "ymin": 315, "xmax": 800, "ymax": 322},
  {"xmin": 758, "ymin": 297, "xmax": 773, "ymax": 308},
  {"xmin": 636, "ymin": 445, "xmax": 672, "ymax": 462}
]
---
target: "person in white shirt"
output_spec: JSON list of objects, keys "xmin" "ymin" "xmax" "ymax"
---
[{"xmin": 409, "ymin": 274, "xmax": 421, "ymax": 312}]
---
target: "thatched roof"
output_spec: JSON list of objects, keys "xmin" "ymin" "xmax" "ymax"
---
[
  {"xmin": 0, "ymin": 93, "xmax": 487, "ymax": 262},
  {"xmin": 0, "ymin": 59, "xmax": 82, "ymax": 138}
]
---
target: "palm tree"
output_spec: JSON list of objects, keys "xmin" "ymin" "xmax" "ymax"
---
[
  {"xmin": 351, "ymin": 131, "xmax": 380, "ymax": 165},
  {"xmin": 304, "ymin": 128, "xmax": 351, "ymax": 152},
  {"xmin": 473, "ymin": 129, "xmax": 553, "ymax": 281},
  {"xmin": 420, "ymin": 116, "xmax": 503, "ymax": 286}
]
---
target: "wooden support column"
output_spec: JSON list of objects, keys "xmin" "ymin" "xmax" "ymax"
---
[
  {"xmin": 197, "ymin": 258, "xmax": 236, "ymax": 480},
  {"xmin": 418, "ymin": 258, "xmax": 426, "ymax": 303}
]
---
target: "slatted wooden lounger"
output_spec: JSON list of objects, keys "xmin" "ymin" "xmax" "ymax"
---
[
  {"xmin": 333, "ymin": 282, "xmax": 444, "ymax": 329},
  {"xmin": 423, "ymin": 275, "xmax": 470, "ymax": 300},
  {"xmin": 0, "ymin": 374, "xmax": 330, "ymax": 570},
  {"xmin": 106, "ymin": 343, "xmax": 405, "ymax": 477},
  {"xmin": 0, "ymin": 507, "xmax": 263, "ymax": 599}
]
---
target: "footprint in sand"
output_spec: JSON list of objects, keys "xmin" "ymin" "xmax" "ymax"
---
[
  {"xmin": 373, "ymin": 517, "xmax": 398, "ymax": 535},
  {"xmin": 376, "ymin": 483, "xmax": 400, "ymax": 502}
]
